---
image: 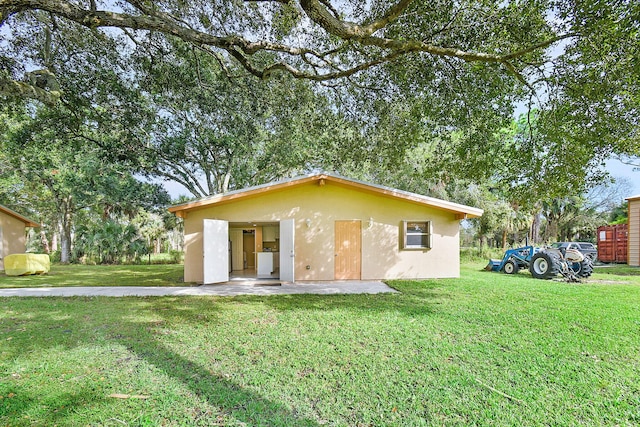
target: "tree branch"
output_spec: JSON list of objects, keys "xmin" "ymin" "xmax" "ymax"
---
[
  {"xmin": 317, "ymin": 0, "xmax": 339, "ymax": 20},
  {"xmin": 361, "ymin": 0, "xmax": 414, "ymax": 35},
  {"xmin": 501, "ymin": 33, "xmax": 579, "ymax": 61},
  {"xmin": 0, "ymin": 3, "xmax": 24, "ymax": 25},
  {"xmin": 1, "ymin": 0, "xmax": 575, "ymax": 97},
  {"xmin": 0, "ymin": 76, "xmax": 61, "ymax": 105}
]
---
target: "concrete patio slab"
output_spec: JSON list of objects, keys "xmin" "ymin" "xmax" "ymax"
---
[{"xmin": 0, "ymin": 281, "xmax": 397, "ymax": 297}]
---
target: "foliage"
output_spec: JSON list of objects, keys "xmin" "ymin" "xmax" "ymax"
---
[
  {"xmin": 0, "ymin": 16, "xmax": 170, "ymax": 261},
  {"xmin": 73, "ymin": 219, "xmax": 148, "ymax": 264},
  {"xmin": 0, "ymin": 1, "xmax": 576, "ymax": 91},
  {"xmin": 0, "ymin": 106, "xmax": 170, "ymax": 262},
  {"xmin": 130, "ymin": 39, "xmax": 363, "ymax": 196},
  {"xmin": 459, "ymin": 246, "xmax": 505, "ymax": 263},
  {"xmin": 609, "ymin": 202, "xmax": 628, "ymax": 225},
  {"xmin": 131, "ymin": 210, "xmax": 165, "ymax": 248},
  {"xmin": 0, "ymin": 114, "xmax": 169, "ymax": 262},
  {"xmin": 168, "ymin": 249, "xmax": 183, "ymax": 264},
  {"xmin": 1, "ymin": 1, "xmax": 638, "ymax": 197}
]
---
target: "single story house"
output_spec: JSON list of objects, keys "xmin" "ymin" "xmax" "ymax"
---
[
  {"xmin": 627, "ymin": 195, "xmax": 640, "ymax": 267},
  {"xmin": 169, "ymin": 173, "xmax": 483, "ymax": 284},
  {"xmin": 0, "ymin": 204, "xmax": 39, "ymax": 271}
]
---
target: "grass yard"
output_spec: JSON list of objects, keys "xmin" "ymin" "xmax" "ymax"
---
[
  {"xmin": 591, "ymin": 264, "xmax": 640, "ymax": 276},
  {"xmin": 1, "ymin": 265, "xmax": 639, "ymax": 426},
  {"xmin": 0, "ymin": 264, "xmax": 186, "ymax": 288}
]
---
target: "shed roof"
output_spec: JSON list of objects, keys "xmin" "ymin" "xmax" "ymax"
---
[
  {"xmin": 169, "ymin": 173, "xmax": 483, "ymax": 219},
  {"xmin": 626, "ymin": 194, "xmax": 640, "ymax": 202},
  {"xmin": 0, "ymin": 204, "xmax": 39, "ymax": 227}
]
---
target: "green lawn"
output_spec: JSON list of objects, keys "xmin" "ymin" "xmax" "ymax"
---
[
  {"xmin": 1, "ymin": 264, "xmax": 639, "ymax": 426},
  {"xmin": 1, "ymin": 261, "xmax": 637, "ymax": 289},
  {"xmin": 0, "ymin": 264, "xmax": 186, "ymax": 288},
  {"xmin": 592, "ymin": 263, "xmax": 640, "ymax": 276}
]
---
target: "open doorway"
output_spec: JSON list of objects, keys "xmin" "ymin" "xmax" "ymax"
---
[
  {"xmin": 204, "ymin": 220, "xmax": 294, "ymax": 284},
  {"xmin": 229, "ymin": 223, "xmax": 280, "ymax": 280}
]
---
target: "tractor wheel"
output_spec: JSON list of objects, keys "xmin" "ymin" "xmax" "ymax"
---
[
  {"xmin": 529, "ymin": 252, "xmax": 561, "ymax": 279},
  {"xmin": 502, "ymin": 260, "xmax": 519, "ymax": 274},
  {"xmin": 572, "ymin": 259, "xmax": 594, "ymax": 278}
]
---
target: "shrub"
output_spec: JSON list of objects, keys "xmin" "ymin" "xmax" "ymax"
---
[{"xmin": 169, "ymin": 250, "xmax": 183, "ymax": 264}]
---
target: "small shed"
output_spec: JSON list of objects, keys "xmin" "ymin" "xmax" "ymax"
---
[
  {"xmin": 0, "ymin": 204, "xmax": 39, "ymax": 271},
  {"xmin": 169, "ymin": 173, "xmax": 483, "ymax": 284},
  {"xmin": 627, "ymin": 195, "xmax": 640, "ymax": 267}
]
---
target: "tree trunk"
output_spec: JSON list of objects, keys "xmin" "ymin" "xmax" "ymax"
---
[
  {"xmin": 60, "ymin": 229, "xmax": 71, "ymax": 263},
  {"xmin": 51, "ymin": 232, "xmax": 58, "ymax": 252},
  {"xmin": 59, "ymin": 196, "xmax": 73, "ymax": 263},
  {"xmin": 502, "ymin": 229, "xmax": 508, "ymax": 249},
  {"xmin": 530, "ymin": 212, "xmax": 541, "ymax": 244},
  {"xmin": 547, "ymin": 219, "xmax": 558, "ymax": 243},
  {"xmin": 222, "ymin": 172, "xmax": 231, "ymax": 193},
  {"xmin": 40, "ymin": 227, "xmax": 50, "ymax": 254}
]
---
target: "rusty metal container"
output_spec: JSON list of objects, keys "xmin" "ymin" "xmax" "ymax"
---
[{"xmin": 597, "ymin": 224, "xmax": 628, "ymax": 263}]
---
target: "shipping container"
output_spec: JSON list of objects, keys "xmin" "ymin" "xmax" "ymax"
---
[{"xmin": 597, "ymin": 224, "xmax": 628, "ymax": 263}]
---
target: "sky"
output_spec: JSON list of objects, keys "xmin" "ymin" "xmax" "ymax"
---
[{"xmin": 605, "ymin": 159, "xmax": 640, "ymax": 198}]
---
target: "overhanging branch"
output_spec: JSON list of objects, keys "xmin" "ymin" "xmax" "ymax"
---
[
  {"xmin": 0, "ymin": 76, "xmax": 61, "ymax": 105},
  {"xmin": 1, "ymin": 0, "xmax": 573, "ymax": 95}
]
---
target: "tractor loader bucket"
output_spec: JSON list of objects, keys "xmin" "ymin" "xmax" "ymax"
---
[{"xmin": 485, "ymin": 259, "xmax": 501, "ymax": 271}]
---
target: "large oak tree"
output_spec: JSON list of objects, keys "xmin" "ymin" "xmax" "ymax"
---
[
  {"xmin": 1, "ymin": 0, "xmax": 638, "ymax": 202},
  {"xmin": 1, "ymin": 0, "xmax": 572, "ymax": 98}
]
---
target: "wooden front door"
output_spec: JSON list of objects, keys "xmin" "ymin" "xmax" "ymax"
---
[{"xmin": 335, "ymin": 220, "xmax": 361, "ymax": 280}]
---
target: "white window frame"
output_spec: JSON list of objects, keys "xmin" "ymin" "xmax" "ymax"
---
[{"xmin": 402, "ymin": 220, "xmax": 432, "ymax": 250}]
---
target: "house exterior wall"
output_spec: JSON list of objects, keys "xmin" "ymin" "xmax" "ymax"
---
[
  {"xmin": 182, "ymin": 180, "xmax": 461, "ymax": 283},
  {"xmin": 629, "ymin": 198, "xmax": 640, "ymax": 267},
  {"xmin": 0, "ymin": 211, "xmax": 27, "ymax": 271}
]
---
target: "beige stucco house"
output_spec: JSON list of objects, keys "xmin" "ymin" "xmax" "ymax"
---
[
  {"xmin": 627, "ymin": 195, "xmax": 640, "ymax": 267},
  {"xmin": 169, "ymin": 173, "xmax": 483, "ymax": 284},
  {"xmin": 0, "ymin": 204, "xmax": 39, "ymax": 271}
]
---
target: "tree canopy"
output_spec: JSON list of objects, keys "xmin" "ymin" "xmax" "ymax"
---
[
  {"xmin": 1, "ymin": 0, "xmax": 572, "ymax": 92},
  {"xmin": 1, "ymin": 1, "xmax": 637, "ymax": 183},
  {"xmin": 0, "ymin": 0, "xmax": 638, "ymax": 251}
]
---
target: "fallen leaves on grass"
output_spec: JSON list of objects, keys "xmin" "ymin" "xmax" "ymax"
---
[{"xmin": 108, "ymin": 393, "xmax": 150, "ymax": 399}]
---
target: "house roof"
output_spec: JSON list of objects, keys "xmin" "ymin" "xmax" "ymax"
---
[
  {"xmin": 169, "ymin": 173, "xmax": 484, "ymax": 219},
  {"xmin": 0, "ymin": 204, "xmax": 39, "ymax": 227},
  {"xmin": 626, "ymin": 194, "xmax": 640, "ymax": 202}
]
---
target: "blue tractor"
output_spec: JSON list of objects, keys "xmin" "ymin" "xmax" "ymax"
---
[
  {"xmin": 486, "ymin": 244, "xmax": 594, "ymax": 281},
  {"xmin": 485, "ymin": 245, "xmax": 539, "ymax": 275}
]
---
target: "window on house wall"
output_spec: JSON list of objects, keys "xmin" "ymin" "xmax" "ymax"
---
[{"xmin": 402, "ymin": 220, "xmax": 432, "ymax": 249}]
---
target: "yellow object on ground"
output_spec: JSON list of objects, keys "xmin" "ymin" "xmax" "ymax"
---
[{"xmin": 4, "ymin": 253, "xmax": 50, "ymax": 276}]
